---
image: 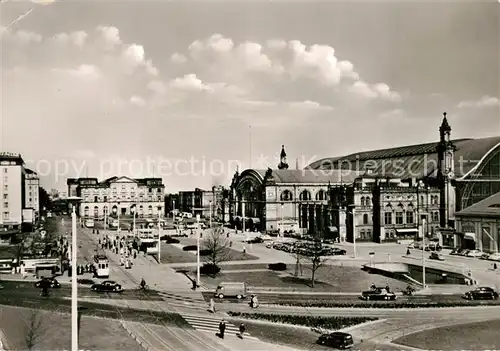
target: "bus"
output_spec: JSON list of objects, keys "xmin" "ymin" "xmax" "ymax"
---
[{"xmin": 93, "ymin": 254, "xmax": 109, "ymax": 278}]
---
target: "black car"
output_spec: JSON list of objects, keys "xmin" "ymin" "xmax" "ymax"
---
[
  {"xmin": 35, "ymin": 277, "xmax": 61, "ymax": 288},
  {"xmin": 317, "ymin": 332, "xmax": 354, "ymax": 349},
  {"xmin": 247, "ymin": 237, "xmax": 264, "ymax": 244},
  {"xmin": 360, "ymin": 288, "xmax": 397, "ymax": 301},
  {"xmin": 329, "ymin": 247, "xmax": 347, "ymax": 256},
  {"xmin": 91, "ymin": 280, "xmax": 124, "ymax": 293},
  {"xmin": 463, "ymin": 287, "xmax": 499, "ymax": 300},
  {"xmin": 77, "ymin": 278, "xmax": 96, "ymax": 285}
]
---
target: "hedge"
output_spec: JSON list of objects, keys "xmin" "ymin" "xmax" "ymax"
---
[
  {"xmin": 164, "ymin": 236, "xmax": 180, "ymax": 244},
  {"xmin": 228, "ymin": 312, "xmax": 376, "ymax": 329},
  {"xmin": 200, "ymin": 263, "xmax": 221, "ymax": 275},
  {"xmin": 199, "ymin": 249, "xmax": 212, "ymax": 256},
  {"xmin": 183, "ymin": 245, "xmax": 198, "ymax": 251},
  {"xmin": 272, "ymin": 300, "xmax": 500, "ymax": 309},
  {"xmin": 268, "ymin": 262, "xmax": 287, "ymax": 271}
]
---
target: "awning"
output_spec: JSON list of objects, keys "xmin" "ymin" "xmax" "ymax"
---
[
  {"xmin": 464, "ymin": 232, "xmax": 476, "ymax": 241},
  {"xmin": 396, "ymin": 228, "xmax": 418, "ymax": 234},
  {"xmin": 328, "ymin": 226, "xmax": 338, "ymax": 232}
]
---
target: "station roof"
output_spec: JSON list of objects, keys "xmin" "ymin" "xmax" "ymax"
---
[
  {"xmin": 455, "ymin": 191, "xmax": 500, "ymax": 218},
  {"xmin": 307, "ymin": 136, "xmax": 500, "ymax": 180},
  {"xmin": 249, "ymin": 169, "xmax": 363, "ymax": 184}
]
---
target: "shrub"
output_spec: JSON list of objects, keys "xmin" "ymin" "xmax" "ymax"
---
[
  {"xmin": 165, "ymin": 236, "xmax": 180, "ymax": 244},
  {"xmin": 183, "ymin": 245, "xmax": 198, "ymax": 251},
  {"xmin": 227, "ymin": 312, "xmax": 376, "ymax": 329},
  {"xmin": 200, "ymin": 263, "xmax": 221, "ymax": 275},
  {"xmin": 268, "ymin": 262, "xmax": 287, "ymax": 271},
  {"xmin": 199, "ymin": 249, "xmax": 212, "ymax": 256}
]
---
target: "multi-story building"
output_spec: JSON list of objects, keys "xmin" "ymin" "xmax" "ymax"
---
[
  {"xmin": 0, "ymin": 152, "xmax": 40, "ymax": 230},
  {"xmin": 177, "ymin": 190, "xmax": 195, "ymax": 214},
  {"xmin": 24, "ymin": 168, "xmax": 40, "ymax": 216},
  {"xmin": 67, "ymin": 176, "xmax": 165, "ymax": 218}
]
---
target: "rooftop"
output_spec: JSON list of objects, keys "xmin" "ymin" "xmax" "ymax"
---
[
  {"xmin": 248, "ymin": 169, "xmax": 363, "ymax": 184},
  {"xmin": 455, "ymin": 191, "xmax": 500, "ymax": 218},
  {"xmin": 307, "ymin": 136, "xmax": 500, "ymax": 180}
]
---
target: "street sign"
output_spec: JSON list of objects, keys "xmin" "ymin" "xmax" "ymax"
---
[{"xmin": 369, "ymin": 252, "xmax": 375, "ymax": 259}]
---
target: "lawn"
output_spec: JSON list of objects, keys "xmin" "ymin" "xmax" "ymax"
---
[
  {"xmin": 394, "ymin": 319, "xmax": 500, "ymax": 350},
  {"xmin": 159, "ymin": 240, "xmax": 258, "ymax": 264},
  {"xmin": 0, "ymin": 305, "xmax": 143, "ymax": 351},
  {"xmin": 0, "ymin": 245, "xmax": 21, "ymax": 259},
  {"xmin": 199, "ymin": 264, "xmax": 409, "ymax": 292}
]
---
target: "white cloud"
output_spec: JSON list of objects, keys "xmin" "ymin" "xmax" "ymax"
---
[
  {"xmin": 457, "ymin": 95, "xmax": 500, "ymax": 108},
  {"xmin": 53, "ymin": 64, "xmax": 100, "ymax": 79},
  {"xmin": 171, "ymin": 52, "xmax": 187, "ymax": 64},
  {"xmin": 52, "ymin": 31, "xmax": 88, "ymax": 47},
  {"xmin": 96, "ymin": 26, "xmax": 122, "ymax": 48},
  {"xmin": 130, "ymin": 95, "xmax": 146, "ymax": 106},
  {"xmin": 348, "ymin": 80, "xmax": 401, "ymax": 102},
  {"xmin": 31, "ymin": 0, "xmax": 57, "ymax": 5},
  {"xmin": 288, "ymin": 100, "xmax": 334, "ymax": 111},
  {"xmin": 169, "ymin": 73, "xmax": 213, "ymax": 92},
  {"xmin": 2, "ymin": 29, "xmax": 42, "ymax": 44}
]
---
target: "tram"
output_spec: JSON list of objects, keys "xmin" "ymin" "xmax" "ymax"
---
[
  {"xmin": 94, "ymin": 253, "xmax": 110, "ymax": 278},
  {"xmin": 137, "ymin": 229, "xmax": 159, "ymax": 254}
]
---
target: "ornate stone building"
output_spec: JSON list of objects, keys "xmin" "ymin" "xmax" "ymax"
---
[
  {"xmin": 229, "ymin": 146, "xmax": 362, "ymax": 234},
  {"xmin": 67, "ymin": 176, "xmax": 165, "ymax": 218}
]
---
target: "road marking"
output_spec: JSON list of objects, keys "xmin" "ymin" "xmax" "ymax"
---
[{"xmin": 181, "ymin": 313, "xmax": 259, "ymax": 340}]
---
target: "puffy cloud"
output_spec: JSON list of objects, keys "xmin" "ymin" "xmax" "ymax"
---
[
  {"xmin": 348, "ymin": 81, "xmax": 401, "ymax": 102},
  {"xmin": 31, "ymin": 0, "xmax": 57, "ymax": 5},
  {"xmin": 169, "ymin": 73, "xmax": 212, "ymax": 92},
  {"xmin": 52, "ymin": 30, "xmax": 88, "ymax": 47},
  {"xmin": 1, "ymin": 29, "xmax": 42, "ymax": 44},
  {"xmin": 96, "ymin": 26, "xmax": 121, "ymax": 48},
  {"xmin": 171, "ymin": 52, "xmax": 187, "ymax": 64},
  {"xmin": 288, "ymin": 100, "xmax": 334, "ymax": 111},
  {"xmin": 457, "ymin": 95, "xmax": 500, "ymax": 108},
  {"xmin": 53, "ymin": 64, "xmax": 100, "ymax": 79}
]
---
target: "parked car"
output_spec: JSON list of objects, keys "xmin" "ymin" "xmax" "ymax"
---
[
  {"xmin": 246, "ymin": 237, "xmax": 264, "ymax": 244},
  {"xmin": 466, "ymin": 250, "xmax": 483, "ymax": 258},
  {"xmin": 480, "ymin": 252, "xmax": 491, "ymax": 260},
  {"xmin": 450, "ymin": 248, "xmax": 464, "ymax": 255},
  {"xmin": 487, "ymin": 252, "xmax": 500, "ymax": 261},
  {"xmin": 266, "ymin": 242, "xmax": 274, "ymax": 249},
  {"xmin": 360, "ymin": 287, "xmax": 397, "ymax": 301},
  {"xmin": 317, "ymin": 331, "xmax": 354, "ymax": 349},
  {"xmin": 429, "ymin": 252, "xmax": 444, "ymax": 261},
  {"xmin": 34, "ymin": 277, "xmax": 61, "ymax": 288},
  {"xmin": 91, "ymin": 280, "xmax": 124, "ymax": 293},
  {"xmin": 328, "ymin": 247, "xmax": 347, "ymax": 256},
  {"xmin": 463, "ymin": 287, "xmax": 499, "ymax": 300}
]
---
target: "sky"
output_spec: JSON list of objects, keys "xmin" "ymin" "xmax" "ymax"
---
[{"xmin": 1, "ymin": 0, "xmax": 499, "ymax": 192}]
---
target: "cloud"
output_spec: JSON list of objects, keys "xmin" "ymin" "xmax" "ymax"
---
[
  {"xmin": 130, "ymin": 95, "xmax": 147, "ymax": 106},
  {"xmin": 52, "ymin": 31, "xmax": 88, "ymax": 47},
  {"xmin": 348, "ymin": 81, "xmax": 401, "ymax": 102},
  {"xmin": 31, "ymin": 0, "xmax": 57, "ymax": 5},
  {"xmin": 1, "ymin": 28, "xmax": 42, "ymax": 44},
  {"xmin": 457, "ymin": 95, "xmax": 500, "ymax": 108},
  {"xmin": 96, "ymin": 25, "xmax": 122, "ymax": 48},
  {"xmin": 53, "ymin": 64, "xmax": 100, "ymax": 79},
  {"xmin": 171, "ymin": 52, "xmax": 187, "ymax": 64}
]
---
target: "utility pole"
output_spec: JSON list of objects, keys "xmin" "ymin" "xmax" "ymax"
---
[
  {"xmin": 351, "ymin": 205, "xmax": 357, "ymax": 258},
  {"xmin": 422, "ymin": 217, "xmax": 426, "ymax": 288},
  {"xmin": 71, "ymin": 206, "xmax": 78, "ymax": 351},
  {"xmin": 209, "ymin": 200, "xmax": 212, "ymax": 229}
]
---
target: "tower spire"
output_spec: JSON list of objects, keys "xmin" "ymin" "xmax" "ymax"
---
[{"xmin": 278, "ymin": 145, "xmax": 289, "ymax": 170}]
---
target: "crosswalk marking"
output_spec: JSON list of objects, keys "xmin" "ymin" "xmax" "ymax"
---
[
  {"xmin": 181, "ymin": 313, "xmax": 259, "ymax": 340},
  {"xmin": 158, "ymin": 292, "xmax": 209, "ymax": 310}
]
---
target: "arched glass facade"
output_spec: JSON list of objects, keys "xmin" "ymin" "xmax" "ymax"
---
[{"xmin": 458, "ymin": 146, "xmax": 500, "ymax": 210}]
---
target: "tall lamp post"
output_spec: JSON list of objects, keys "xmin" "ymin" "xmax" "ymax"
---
[
  {"xmin": 157, "ymin": 207, "xmax": 161, "ymax": 263},
  {"xmin": 71, "ymin": 206, "xmax": 78, "ymax": 351},
  {"xmin": 349, "ymin": 205, "xmax": 357, "ymax": 258},
  {"xmin": 209, "ymin": 200, "xmax": 213, "ymax": 229},
  {"xmin": 280, "ymin": 203, "xmax": 284, "ymax": 241},
  {"xmin": 133, "ymin": 205, "xmax": 137, "ymax": 237},
  {"xmin": 117, "ymin": 201, "xmax": 121, "ymax": 235},
  {"xmin": 416, "ymin": 180, "xmax": 426, "ymax": 288},
  {"xmin": 196, "ymin": 214, "xmax": 201, "ymax": 285}
]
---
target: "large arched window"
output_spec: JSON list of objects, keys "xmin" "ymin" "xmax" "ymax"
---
[
  {"xmin": 299, "ymin": 190, "xmax": 311, "ymax": 201},
  {"xmin": 365, "ymin": 197, "xmax": 371, "ymax": 206},
  {"xmin": 316, "ymin": 190, "xmax": 326, "ymax": 201},
  {"xmin": 360, "ymin": 197, "xmax": 365, "ymax": 206},
  {"xmin": 148, "ymin": 205, "xmax": 153, "ymax": 216},
  {"xmin": 280, "ymin": 190, "xmax": 293, "ymax": 201},
  {"xmin": 103, "ymin": 206, "xmax": 108, "ymax": 216},
  {"xmin": 94, "ymin": 206, "xmax": 99, "ymax": 217},
  {"xmin": 84, "ymin": 206, "xmax": 89, "ymax": 217}
]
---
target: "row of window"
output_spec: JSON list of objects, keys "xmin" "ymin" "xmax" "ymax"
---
[
  {"xmin": 82, "ymin": 187, "xmax": 162, "ymax": 196},
  {"xmin": 383, "ymin": 211, "xmax": 439, "ymax": 225},
  {"xmin": 280, "ymin": 190, "xmax": 327, "ymax": 201},
  {"xmin": 83, "ymin": 195, "xmax": 163, "ymax": 203}
]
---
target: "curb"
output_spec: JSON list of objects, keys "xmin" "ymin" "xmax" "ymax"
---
[{"xmin": 121, "ymin": 321, "xmax": 150, "ymax": 351}]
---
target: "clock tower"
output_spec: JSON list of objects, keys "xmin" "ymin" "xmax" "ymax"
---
[{"xmin": 436, "ymin": 112, "xmax": 456, "ymax": 228}]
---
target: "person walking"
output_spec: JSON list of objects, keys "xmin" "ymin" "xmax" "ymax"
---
[
  {"xmin": 20, "ymin": 262, "xmax": 26, "ymax": 279},
  {"xmin": 239, "ymin": 323, "xmax": 246, "ymax": 338},
  {"xmin": 218, "ymin": 319, "xmax": 226, "ymax": 339},
  {"xmin": 209, "ymin": 298, "xmax": 216, "ymax": 313}
]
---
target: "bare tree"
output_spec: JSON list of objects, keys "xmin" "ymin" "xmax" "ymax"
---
[
  {"xmin": 23, "ymin": 309, "xmax": 46, "ymax": 351},
  {"xmin": 203, "ymin": 227, "xmax": 232, "ymax": 267},
  {"xmin": 303, "ymin": 240, "xmax": 329, "ymax": 288},
  {"xmin": 293, "ymin": 250, "xmax": 304, "ymax": 277}
]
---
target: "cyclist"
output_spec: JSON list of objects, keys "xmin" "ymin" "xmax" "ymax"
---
[{"xmin": 140, "ymin": 278, "xmax": 147, "ymax": 290}]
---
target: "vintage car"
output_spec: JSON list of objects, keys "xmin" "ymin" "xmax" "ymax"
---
[
  {"xmin": 463, "ymin": 287, "xmax": 499, "ymax": 300},
  {"xmin": 360, "ymin": 287, "xmax": 397, "ymax": 301},
  {"xmin": 91, "ymin": 280, "xmax": 124, "ymax": 293}
]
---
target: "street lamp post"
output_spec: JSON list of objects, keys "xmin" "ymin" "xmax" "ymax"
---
[
  {"xmin": 133, "ymin": 206, "xmax": 137, "ymax": 237},
  {"xmin": 351, "ymin": 206, "xmax": 357, "ymax": 258},
  {"xmin": 209, "ymin": 200, "xmax": 212, "ymax": 229},
  {"xmin": 71, "ymin": 206, "xmax": 78, "ymax": 351},
  {"xmin": 157, "ymin": 208, "xmax": 161, "ymax": 263},
  {"xmin": 196, "ymin": 214, "xmax": 201, "ymax": 285},
  {"xmin": 280, "ymin": 203, "xmax": 284, "ymax": 241},
  {"xmin": 117, "ymin": 202, "xmax": 121, "ymax": 234},
  {"xmin": 416, "ymin": 180, "xmax": 426, "ymax": 288},
  {"xmin": 173, "ymin": 200, "xmax": 176, "ymax": 218}
]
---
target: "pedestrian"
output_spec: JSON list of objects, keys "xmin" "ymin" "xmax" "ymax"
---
[
  {"xmin": 239, "ymin": 323, "xmax": 245, "ymax": 338},
  {"xmin": 192, "ymin": 279, "xmax": 197, "ymax": 290},
  {"xmin": 20, "ymin": 262, "xmax": 26, "ymax": 278},
  {"xmin": 494, "ymin": 263, "xmax": 497, "ymax": 270},
  {"xmin": 218, "ymin": 319, "xmax": 226, "ymax": 339},
  {"xmin": 209, "ymin": 298, "xmax": 216, "ymax": 313},
  {"xmin": 406, "ymin": 248, "xmax": 411, "ymax": 255}
]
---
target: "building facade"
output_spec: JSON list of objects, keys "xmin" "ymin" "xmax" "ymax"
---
[
  {"xmin": 25, "ymin": 169, "xmax": 40, "ymax": 216},
  {"xmin": 67, "ymin": 176, "xmax": 165, "ymax": 218},
  {"xmin": 455, "ymin": 191, "xmax": 500, "ymax": 253}
]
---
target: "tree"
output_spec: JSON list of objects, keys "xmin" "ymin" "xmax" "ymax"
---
[
  {"xmin": 303, "ymin": 240, "xmax": 329, "ymax": 288},
  {"xmin": 203, "ymin": 226, "xmax": 232, "ymax": 268},
  {"xmin": 23, "ymin": 309, "xmax": 46, "ymax": 350},
  {"xmin": 39, "ymin": 187, "xmax": 52, "ymax": 212},
  {"xmin": 293, "ymin": 248, "xmax": 304, "ymax": 277}
]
